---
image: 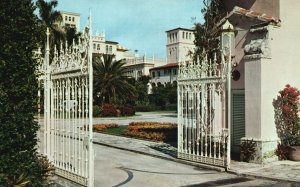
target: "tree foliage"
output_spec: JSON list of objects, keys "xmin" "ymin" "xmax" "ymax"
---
[
  {"xmin": 193, "ymin": 0, "xmax": 227, "ymax": 59},
  {"xmin": 150, "ymin": 82, "xmax": 177, "ymax": 109},
  {"xmin": 93, "ymin": 54, "xmax": 136, "ymax": 105},
  {"xmin": 36, "ymin": 0, "xmax": 64, "ymax": 47},
  {"xmin": 0, "ymin": 0, "xmax": 43, "ymax": 186}
]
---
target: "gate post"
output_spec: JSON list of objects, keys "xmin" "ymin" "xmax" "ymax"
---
[
  {"xmin": 221, "ymin": 20, "xmax": 235, "ymax": 169},
  {"xmin": 87, "ymin": 13, "xmax": 94, "ymax": 187},
  {"xmin": 45, "ymin": 28, "xmax": 52, "ymax": 160}
]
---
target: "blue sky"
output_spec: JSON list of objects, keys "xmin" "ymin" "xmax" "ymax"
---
[{"xmin": 56, "ymin": 0, "xmax": 204, "ymax": 58}]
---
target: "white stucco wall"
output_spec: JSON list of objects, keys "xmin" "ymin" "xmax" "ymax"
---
[
  {"xmin": 259, "ymin": 0, "xmax": 300, "ymax": 140},
  {"xmin": 242, "ymin": 0, "xmax": 300, "ymax": 162}
]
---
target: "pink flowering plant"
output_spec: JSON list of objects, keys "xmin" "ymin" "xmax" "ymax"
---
[{"xmin": 274, "ymin": 84, "xmax": 300, "ymax": 146}]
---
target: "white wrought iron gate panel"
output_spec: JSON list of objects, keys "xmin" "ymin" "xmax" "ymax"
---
[
  {"xmin": 36, "ymin": 23, "xmax": 94, "ymax": 186},
  {"xmin": 178, "ymin": 53, "xmax": 231, "ymax": 168}
]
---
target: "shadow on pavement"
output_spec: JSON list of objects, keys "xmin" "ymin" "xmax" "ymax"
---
[
  {"xmin": 147, "ymin": 144, "xmax": 177, "ymax": 157},
  {"xmin": 117, "ymin": 166, "xmax": 216, "ymax": 175},
  {"xmin": 181, "ymin": 177, "xmax": 253, "ymax": 187}
]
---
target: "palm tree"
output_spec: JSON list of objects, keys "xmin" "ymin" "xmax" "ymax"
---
[
  {"xmin": 36, "ymin": 0, "xmax": 65, "ymax": 47},
  {"xmin": 65, "ymin": 27, "xmax": 81, "ymax": 46},
  {"xmin": 93, "ymin": 54, "xmax": 136, "ymax": 104}
]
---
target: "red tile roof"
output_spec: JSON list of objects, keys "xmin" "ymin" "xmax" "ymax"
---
[
  {"xmin": 150, "ymin": 63, "xmax": 178, "ymax": 71},
  {"xmin": 231, "ymin": 6, "xmax": 280, "ymax": 25}
]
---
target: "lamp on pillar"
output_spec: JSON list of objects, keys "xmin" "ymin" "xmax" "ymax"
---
[{"xmin": 221, "ymin": 20, "xmax": 235, "ymax": 57}]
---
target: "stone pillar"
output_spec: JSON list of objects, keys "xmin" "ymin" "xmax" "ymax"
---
[{"xmin": 242, "ymin": 28, "xmax": 278, "ymax": 163}]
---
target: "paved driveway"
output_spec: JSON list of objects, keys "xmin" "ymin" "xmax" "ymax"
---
[
  {"xmin": 93, "ymin": 112, "xmax": 177, "ymax": 125},
  {"xmin": 94, "ymin": 144, "xmax": 290, "ymax": 187}
]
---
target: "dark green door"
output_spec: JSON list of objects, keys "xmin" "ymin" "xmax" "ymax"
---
[{"xmin": 231, "ymin": 90, "xmax": 245, "ymax": 154}]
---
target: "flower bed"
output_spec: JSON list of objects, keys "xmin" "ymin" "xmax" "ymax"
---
[
  {"xmin": 124, "ymin": 122, "xmax": 177, "ymax": 142},
  {"xmin": 93, "ymin": 124, "xmax": 119, "ymax": 132}
]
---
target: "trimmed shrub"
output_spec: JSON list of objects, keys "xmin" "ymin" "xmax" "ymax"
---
[
  {"xmin": 135, "ymin": 105, "xmax": 155, "ymax": 112},
  {"xmin": 0, "ymin": 0, "xmax": 43, "ymax": 186},
  {"xmin": 119, "ymin": 105, "xmax": 135, "ymax": 116},
  {"xmin": 101, "ymin": 103, "xmax": 119, "ymax": 117},
  {"xmin": 93, "ymin": 105, "xmax": 102, "ymax": 117}
]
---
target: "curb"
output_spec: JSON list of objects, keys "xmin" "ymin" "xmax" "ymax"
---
[
  {"xmin": 93, "ymin": 140, "xmax": 225, "ymax": 172},
  {"xmin": 227, "ymin": 170, "xmax": 300, "ymax": 184}
]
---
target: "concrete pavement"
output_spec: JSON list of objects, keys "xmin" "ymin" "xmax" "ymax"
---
[
  {"xmin": 94, "ymin": 133, "xmax": 300, "ymax": 185},
  {"xmin": 93, "ymin": 112, "xmax": 177, "ymax": 126},
  {"xmin": 94, "ymin": 143, "xmax": 288, "ymax": 187}
]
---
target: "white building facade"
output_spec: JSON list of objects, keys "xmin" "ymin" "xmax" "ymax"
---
[
  {"xmin": 123, "ymin": 56, "xmax": 167, "ymax": 80},
  {"xmin": 60, "ymin": 11, "xmax": 80, "ymax": 31}
]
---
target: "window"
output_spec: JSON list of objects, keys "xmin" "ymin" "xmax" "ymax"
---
[
  {"xmin": 65, "ymin": 16, "xmax": 67, "ymax": 21},
  {"xmin": 169, "ymin": 49, "xmax": 172, "ymax": 56},
  {"xmin": 175, "ymin": 32, "xmax": 177, "ymax": 41},
  {"xmin": 106, "ymin": 45, "xmax": 108, "ymax": 53},
  {"xmin": 72, "ymin": 17, "xmax": 75, "ymax": 22},
  {"xmin": 164, "ymin": 69, "xmax": 170, "ymax": 75},
  {"xmin": 109, "ymin": 46, "xmax": 112, "ymax": 53},
  {"xmin": 169, "ymin": 34, "xmax": 171, "ymax": 42},
  {"xmin": 186, "ymin": 32, "xmax": 188, "ymax": 39},
  {"xmin": 138, "ymin": 71, "xmax": 142, "ymax": 77},
  {"xmin": 189, "ymin": 33, "xmax": 192, "ymax": 40},
  {"xmin": 182, "ymin": 32, "xmax": 185, "ymax": 39},
  {"xmin": 69, "ymin": 16, "xmax": 71, "ymax": 21},
  {"xmin": 157, "ymin": 71, "xmax": 160, "ymax": 77},
  {"xmin": 173, "ymin": 69, "xmax": 177, "ymax": 75},
  {"xmin": 152, "ymin": 72, "xmax": 155, "ymax": 78},
  {"xmin": 97, "ymin": 44, "xmax": 100, "ymax": 50},
  {"xmin": 93, "ymin": 43, "xmax": 96, "ymax": 50}
]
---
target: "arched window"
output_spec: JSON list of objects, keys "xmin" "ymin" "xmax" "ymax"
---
[
  {"xmin": 186, "ymin": 32, "xmax": 188, "ymax": 39},
  {"xmin": 93, "ymin": 43, "xmax": 96, "ymax": 50},
  {"xmin": 97, "ymin": 44, "xmax": 100, "ymax": 50}
]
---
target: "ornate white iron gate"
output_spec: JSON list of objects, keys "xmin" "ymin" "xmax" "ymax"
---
[
  {"xmin": 36, "ymin": 22, "xmax": 94, "ymax": 186},
  {"xmin": 177, "ymin": 52, "xmax": 231, "ymax": 168}
]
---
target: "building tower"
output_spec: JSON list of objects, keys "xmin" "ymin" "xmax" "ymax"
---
[{"xmin": 166, "ymin": 28, "xmax": 195, "ymax": 63}]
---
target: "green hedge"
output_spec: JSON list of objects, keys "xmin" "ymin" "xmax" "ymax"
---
[{"xmin": 0, "ymin": 0, "xmax": 43, "ymax": 186}]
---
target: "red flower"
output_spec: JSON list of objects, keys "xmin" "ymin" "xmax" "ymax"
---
[{"xmin": 283, "ymin": 105, "xmax": 290, "ymax": 112}]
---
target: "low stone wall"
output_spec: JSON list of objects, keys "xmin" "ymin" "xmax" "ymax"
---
[{"xmin": 241, "ymin": 137, "xmax": 278, "ymax": 163}]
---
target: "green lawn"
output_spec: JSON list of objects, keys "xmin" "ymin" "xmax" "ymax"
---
[{"xmin": 103, "ymin": 125, "xmax": 128, "ymax": 136}]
